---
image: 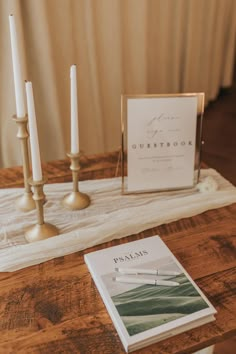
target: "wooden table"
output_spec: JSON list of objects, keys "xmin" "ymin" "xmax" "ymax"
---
[{"xmin": 0, "ymin": 152, "xmax": 235, "ymax": 354}]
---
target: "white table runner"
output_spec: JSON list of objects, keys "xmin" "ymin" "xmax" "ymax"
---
[{"xmin": 0, "ymin": 169, "xmax": 236, "ymax": 272}]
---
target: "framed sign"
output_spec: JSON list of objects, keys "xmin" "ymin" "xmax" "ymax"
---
[{"xmin": 121, "ymin": 93, "xmax": 204, "ymax": 194}]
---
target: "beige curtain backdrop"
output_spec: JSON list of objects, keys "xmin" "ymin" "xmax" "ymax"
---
[{"xmin": 0, "ymin": 0, "xmax": 236, "ymax": 168}]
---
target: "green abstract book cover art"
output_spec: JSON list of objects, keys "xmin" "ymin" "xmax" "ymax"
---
[{"xmin": 102, "ymin": 257, "xmax": 209, "ymax": 336}]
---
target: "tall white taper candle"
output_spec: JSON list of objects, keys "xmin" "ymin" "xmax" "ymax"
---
[
  {"xmin": 25, "ymin": 82, "xmax": 42, "ymax": 181},
  {"xmin": 70, "ymin": 65, "xmax": 79, "ymax": 153},
  {"xmin": 9, "ymin": 14, "xmax": 26, "ymax": 118}
]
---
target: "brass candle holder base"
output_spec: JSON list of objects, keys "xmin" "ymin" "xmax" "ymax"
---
[
  {"xmin": 25, "ymin": 178, "xmax": 59, "ymax": 243},
  {"xmin": 16, "ymin": 192, "xmax": 35, "ymax": 212},
  {"xmin": 62, "ymin": 152, "xmax": 90, "ymax": 211},
  {"xmin": 62, "ymin": 191, "xmax": 90, "ymax": 210},
  {"xmin": 13, "ymin": 115, "xmax": 35, "ymax": 212},
  {"xmin": 25, "ymin": 223, "xmax": 59, "ymax": 243}
]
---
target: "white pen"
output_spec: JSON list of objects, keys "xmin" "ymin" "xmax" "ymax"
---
[
  {"xmin": 115, "ymin": 267, "xmax": 181, "ymax": 276},
  {"xmin": 113, "ymin": 276, "xmax": 180, "ymax": 287}
]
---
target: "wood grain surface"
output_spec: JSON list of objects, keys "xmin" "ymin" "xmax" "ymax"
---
[{"xmin": 0, "ymin": 152, "xmax": 235, "ymax": 354}]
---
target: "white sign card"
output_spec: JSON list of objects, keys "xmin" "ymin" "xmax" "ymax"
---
[{"xmin": 121, "ymin": 94, "xmax": 204, "ymax": 193}]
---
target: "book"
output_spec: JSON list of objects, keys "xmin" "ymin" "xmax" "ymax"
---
[{"xmin": 84, "ymin": 236, "xmax": 217, "ymax": 352}]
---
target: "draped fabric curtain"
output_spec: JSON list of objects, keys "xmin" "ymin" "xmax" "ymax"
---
[{"xmin": 0, "ymin": 0, "xmax": 236, "ymax": 168}]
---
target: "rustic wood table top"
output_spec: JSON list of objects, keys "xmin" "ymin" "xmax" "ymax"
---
[{"xmin": 0, "ymin": 152, "xmax": 235, "ymax": 354}]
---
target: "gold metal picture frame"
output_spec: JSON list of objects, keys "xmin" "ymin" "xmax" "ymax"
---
[{"xmin": 121, "ymin": 93, "xmax": 205, "ymax": 194}]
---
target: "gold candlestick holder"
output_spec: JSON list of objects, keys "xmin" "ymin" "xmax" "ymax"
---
[
  {"xmin": 25, "ymin": 178, "xmax": 59, "ymax": 243},
  {"xmin": 13, "ymin": 115, "xmax": 35, "ymax": 212},
  {"xmin": 62, "ymin": 152, "xmax": 90, "ymax": 210}
]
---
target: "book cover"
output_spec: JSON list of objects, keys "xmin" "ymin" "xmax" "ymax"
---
[{"xmin": 84, "ymin": 236, "xmax": 216, "ymax": 352}]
